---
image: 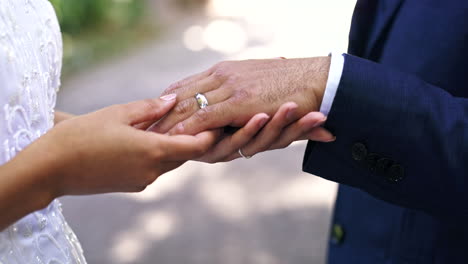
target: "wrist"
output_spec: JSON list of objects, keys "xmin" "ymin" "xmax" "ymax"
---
[
  {"xmin": 16, "ymin": 130, "xmax": 69, "ymax": 201},
  {"xmin": 305, "ymin": 56, "xmax": 331, "ymax": 111},
  {"xmin": 2, "ymin": 146, "xmax": 58, "ymax": 216},
  {"xmin": 41, "ymin": 129, "xmax": 72, "ymax": 198}
]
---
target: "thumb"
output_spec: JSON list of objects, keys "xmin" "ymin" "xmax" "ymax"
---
[{"xmin": 120, "ymin": 94, "xmax": 177, "ymax": 125}]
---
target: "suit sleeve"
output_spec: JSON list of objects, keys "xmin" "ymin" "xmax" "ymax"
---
[{"xmin": 303, "ymin": 54, "xmax": 468, "ymax": 219}]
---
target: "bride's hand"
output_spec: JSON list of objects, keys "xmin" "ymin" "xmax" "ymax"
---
[
  {"xmin": 17, "ymin": 94, "xmax": 218, "ymax": 197},
  {"xmin": 197, "ymin": 102, "xmax": 334, "ymax": 163}
]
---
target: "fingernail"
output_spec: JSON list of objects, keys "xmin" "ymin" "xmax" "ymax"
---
[
  {"xmin": 310, "ymin": 115, "xmax": 327, "ymax": 128},
  {"xmin": 160, "ymin": 94, "xmax": 177, "ymax": 101},
  {"xmin": 175, "ymin": 122, "xmax": 184, "ymax": 134},
  {"xmin": 326, "ymin": 136, "xmax": 337, "ymax": 142},
  {"xmin": 315, "ymin": 118, "xmax": 327, "ymax": 127},
  {"xmin": 286, "ymin": 108, "xmax": 297, "ymax": 121},
  {"xmin": 258, "ymin": 116, "xmax": 269, "ymax": 128}
]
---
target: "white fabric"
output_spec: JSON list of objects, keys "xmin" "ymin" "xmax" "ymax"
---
[
  {"xmin": 0, "ymin": 1, "xmax": 87, "ymax": 263},
  {"xmin": 319, "ymin": 52, "xmax": 345, "ymax": 116}
]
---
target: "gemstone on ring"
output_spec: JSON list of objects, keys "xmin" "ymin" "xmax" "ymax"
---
[{"xmin": 195, "ymin": 93, "xmax": 209, "ymax": 109}]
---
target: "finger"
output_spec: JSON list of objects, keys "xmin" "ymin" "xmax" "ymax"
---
[
  {"xmin": 150, "ymin": 88, "xmax": 232, "ymax": 134},
  {"xmin": 298, "ymin": 127, "xmax": 336, "ymax": 142},
  {"xmin": 157, "ymin": 130, "xmax": 220, "ymax": 161},
  {"xmin": 116, "ymin": 94, "xmax": 177, "ymax": 125},
  {"xmin": 268, "ymin": 112, "xmax": 327, "ymax": 149},
  {"xmin": 156, "ymin": 89, "xmax": 231, "ymax": 135},
  {"xmin": 238, "ymin": 102, "xmax": 299, "ymax": 158},
  {"xmin": 134, "ymin": 120, "xmax": 157, "ymax": 131},
  {"xmin": 197, "ymin": 113, "xmax": 270, "ymax": 163},
  {"xmin": 223, "ymin": 151, "xmax": 243, "ymax": 162},
  {"xmin": 167, "ymin": 74, "xmax": 224, "ymax": 102},
  {"xmin": 163, "ymin": 69, "xmax": 213, "ymax": 95}
]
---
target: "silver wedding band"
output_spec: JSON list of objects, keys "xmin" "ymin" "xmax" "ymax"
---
[
  {"xmin": 195, "ymin": 93, "xmax": 209, "ymax": 109},
  {"xmin": 238, "ymin": 148, "xmax": 252, "ymax": 159}
]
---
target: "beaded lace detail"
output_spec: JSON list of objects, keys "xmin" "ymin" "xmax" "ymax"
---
[{"xmin": 0, "ymin": 1, "xmax": 87, "ymax": 263}]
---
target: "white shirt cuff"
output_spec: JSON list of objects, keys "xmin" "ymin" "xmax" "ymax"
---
[{"xmin": 319, "ymin": 52, "xmax": 345, "ymax": 116}]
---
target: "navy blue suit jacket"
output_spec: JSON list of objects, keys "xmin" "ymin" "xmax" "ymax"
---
[{"xmin": 303, "ymin": 0, "xmax": 468, "ymax": 263}]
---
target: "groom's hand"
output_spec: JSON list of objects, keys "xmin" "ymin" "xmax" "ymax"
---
[
  {"xmin": 196, "ymin": 102, "xmax": 335, "ymax": 163},
  {"xmin": 150, "ymin": 57, "xmax": 331, "ymax": 136}
]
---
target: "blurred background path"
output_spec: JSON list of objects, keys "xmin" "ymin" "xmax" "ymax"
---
[{"xmin": 56, "ymin": 1, "xmax": 356, "ymax": 263}]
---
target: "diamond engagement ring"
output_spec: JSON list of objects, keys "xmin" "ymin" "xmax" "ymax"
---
[
  {"xmin": 195, "ymin": 93, "xmax": 209, "ymax": 109},
  {"xmin": 238, "ymin": 148, "xmax": 252, "ymax": 159}
]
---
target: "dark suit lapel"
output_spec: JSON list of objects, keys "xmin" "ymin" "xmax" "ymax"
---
[{"xmin": 364, "ymin": 0, "xmax": 404, "ymax": 59}]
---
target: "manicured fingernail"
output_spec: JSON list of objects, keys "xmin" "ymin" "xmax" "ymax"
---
[
  {"xmin": 326, "ymin": 136, "xmax": 337, "ymax": 142},
  {"xmin": 160, "ymin": 94, "xmax": 177, "ymax": 101}
]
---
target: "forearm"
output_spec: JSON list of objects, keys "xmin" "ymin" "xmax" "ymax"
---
[
  {"xmin": 0, "ymin": 95, "xmax": 202, "ymax": 230},
  {"xmin": 54, "ymin": 110, "xmax": 75, "ymax": 125},
  {"xmin": 0, "ymin": 142, "xmax": 58, "ymax": 230}
]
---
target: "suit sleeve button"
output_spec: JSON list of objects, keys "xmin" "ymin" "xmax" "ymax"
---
[
  {"xmin": 351, "ymin": 143, "xmax": 368, "ymax": 161},
  {"xmin": 387, "ymin": 164, "xmax": 405, "ymax": 183},
  {"xmin": 365, "ymin": 153, "xmax": 380, "ymax": 172},
  {"xmin": 376, "ymin": 158, "xmax": 393, "ymax": 175}
]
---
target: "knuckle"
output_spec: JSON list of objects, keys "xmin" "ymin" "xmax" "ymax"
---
[
  {"xmin": 140, "ymin": 99, "xmax": 158, "ymax": 112},
  {"xmin": 143, "ymin": 142, "xmax": 163, "ymax": 161},
  {"xmin": 225, "ymin": 72, "xmax": 241, "ymax": 84},
  {"xmin": 212, "ymin": 61, "xmax": 233, "ymax": 80},
  {"xmin": 212, "ymin": 69, "xmax": 226, "ymax": 80},
  {"xmin": 194, "ymin": 108, "xmax": 210, "ymax": 123},
  {"xmin": 166, "ymin": 80, "xmax": 184, "ymax": 93},
  {"xmin": 173, "ymin": 99, "xmax": 194, "ymax": 116},
  {"xmin": 232, "ymin": 89, "xmax": 250, "ymax": 102},
  {"xmin": 149, "ymin": 148, "xmax": 164, "ymax": 161}
]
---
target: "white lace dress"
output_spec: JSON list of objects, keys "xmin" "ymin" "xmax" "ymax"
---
[{"xmin": 0, "ymin": 1, "xmax": 87, "ymax": 263}]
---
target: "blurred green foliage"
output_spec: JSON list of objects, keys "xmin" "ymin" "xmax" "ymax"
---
[
  {"xmin": 50, "ymin": 0, "xmax": 145, "ymax": 34},
  {"xmin": 175, "ymin": 0, "xmax": 208, "ymax": 9},
  {"xmin": 49, "ymin": 0, "xmax": 154, "ymax": 77}
]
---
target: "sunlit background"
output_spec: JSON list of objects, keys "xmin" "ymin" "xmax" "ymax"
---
[{"xmin": 54, "ymin": 0, "xmax": 357, "ymax": 263}]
